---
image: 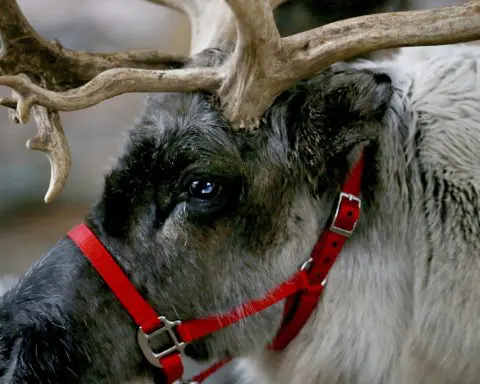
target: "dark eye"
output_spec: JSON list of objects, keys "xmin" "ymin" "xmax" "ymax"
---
[{"xmin": 188, "ymin": 180, "xmax": 223, "ymax": 200}]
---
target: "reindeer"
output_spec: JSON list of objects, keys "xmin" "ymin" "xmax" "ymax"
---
[{"xmin": 1, "ymin": 0, "xmax": 480, "ymax": 383}]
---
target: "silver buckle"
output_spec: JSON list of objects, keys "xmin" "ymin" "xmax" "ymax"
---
[
  {"xmin": 329, "ymin": 192, "xmax": 361, "ymax": 237},
  {"xmin": 300, "ymin": 257, "xmax": 313, "ymax": 271},
  {"xmin": 299, "ymin": 257, "xmax": 327, "ymax": 286},
  {"xmin": 137, "ymin": 316, "xmax": 186, "ymax": 368}
]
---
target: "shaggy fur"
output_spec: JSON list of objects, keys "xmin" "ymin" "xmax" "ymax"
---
[
  {"xmin": 0, "ymin": 43, "xmax": 479, "ymax": 384},
  {"xmin": 237, "ymin": 44, "xmax": 480, "ymax": 384}
]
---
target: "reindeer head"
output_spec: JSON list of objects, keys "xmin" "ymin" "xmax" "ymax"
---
[
  {"xmin": 86, "ymin": 48, "xmax": 392, "ymax": 361},
  {"xmin": 1, "ymin": 0, "xmax": 480, "ymax": 383}
]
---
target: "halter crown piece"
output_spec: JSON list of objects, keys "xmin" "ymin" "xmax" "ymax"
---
[{"xmin": 68, "ymin": 152, "xmax": 364, "ymax": 383}]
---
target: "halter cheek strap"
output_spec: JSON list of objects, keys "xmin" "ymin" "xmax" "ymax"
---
[{"xmin": 68, "ymin": 152, "xmax": 364, "ymax": 384}]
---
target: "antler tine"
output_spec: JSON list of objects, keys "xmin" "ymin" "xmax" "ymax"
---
[
  {"xmin": 28, "ymin": 107, "xmax": 71, "ymax": 204},
  {"xmin": 6, "ymin": 74, "xmax": 71, "ymax": 203},
  {"xmin": 217, "ymin": 0, "xmax": 285, "ymax": 128},
  {"xmin": 0, "ymin": 0, "xmax": 187, "ymax": 91},
  {"xmin": 0, "ymin": 0, "xmax": 186, "ymax": 203},
  {"xmin": 0, "ymin": 67, "xmax": 222, "ymax": 118},
  {"xmin": 146, "ymin": 0, "xmax": 236, "ymax": 54},
  {"xmin": 282, "ymin": 1, "xmax": 480, "ymax": 86},
  {"xmin": 147, "ymin": 0, "xmax": 290, "ymax": 54}
]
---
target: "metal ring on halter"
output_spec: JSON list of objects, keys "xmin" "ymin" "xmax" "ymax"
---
[
  {"xmin": 299, "ymin": 257, "xmax": 313, "ymax": 271},
  {"xmin": 137, "ymin": 316, "xmax": 187, "ymax": 368}
]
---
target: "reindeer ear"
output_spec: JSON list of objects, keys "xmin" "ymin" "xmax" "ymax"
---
[
  {"xmin": 284, "ymin": 67, "xmax": 392, "ymax": 177},
  {"xmin": 315, "ymin": 67, "xmax": 393, "ymax": 121}
]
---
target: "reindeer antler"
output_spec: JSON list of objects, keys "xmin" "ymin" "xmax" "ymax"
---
[
  {"xmin": 1, "ymin": 0, "xmax": 480, "ymax": 202},
  {"xmin": 0, "ymin": 0, "xmax": 186, "ymax": 202}
]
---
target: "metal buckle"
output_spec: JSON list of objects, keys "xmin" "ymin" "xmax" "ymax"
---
[
  {"xmin": 329, "ymin": 192, "xmax": 361, "ymax": 237},
  {"xmin": 299, "ymin": 257, "xmax": 327, "ymax": 286},
  {"xmin": 300, "ymin": 257, "xmax": 313, "ymax": 271},
  {"xmin": 137, "ymin": 316, "xmax": 186, "ymax": 368}
]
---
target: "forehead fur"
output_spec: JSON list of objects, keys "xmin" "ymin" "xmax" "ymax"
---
[
  {"xmin": 137, "ymin": 92, "xmax": 241, "ymax": 162},
  {"xmin": 99, "ymin": 89, "xmax": 295, "ymax": 237},
  {"xmin": 131, "ymin": 90, "xmax": 293, "ymax": 176}
]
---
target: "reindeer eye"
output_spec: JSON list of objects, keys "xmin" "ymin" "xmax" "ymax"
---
[{"xmin": 188, "ymin": 180, "xmax": 223, "ymax": 200}]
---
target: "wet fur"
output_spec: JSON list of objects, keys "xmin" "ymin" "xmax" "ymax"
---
[{"xmin": 1, "ymin": 43, "xmax": 480, "ymax": 384}]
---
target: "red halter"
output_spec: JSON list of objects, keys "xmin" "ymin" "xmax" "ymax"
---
[{"xmin": 68, "ymin": 153, "xmax": 364, "ymax": 383}]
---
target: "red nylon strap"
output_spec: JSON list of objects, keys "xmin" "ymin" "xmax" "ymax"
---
[
  {"xmin": 160, "ymin": 353, "xmax": 184, "ymax": 384},
  {"xmin": 66, "ymin": 225, "xmax": 309, "ymax": 383},
  {"xmin": 68, "ymin": 224, "xmax": 183, "ymax": 383},
  {"xmin": 270, "ymin": 152, "xmax": 364, "ymax": 350},
  {"xmin": 343, "ymin": 152, "xmax": 364, "ymax": 196},
  {"xmin": 177, "ymin": 270, "xmax": 310, "ymax": 342},
  {"xmin": 68, "ymin": 224, "xmax": 161, "ymax": 329}
]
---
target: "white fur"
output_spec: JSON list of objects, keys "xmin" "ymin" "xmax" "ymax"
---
[{"xmin": 238, "ymin": 44, "xmax": 480, "ymax": 384}]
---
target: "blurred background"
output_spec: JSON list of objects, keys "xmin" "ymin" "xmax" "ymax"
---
[{"xmin": 0, "ymin": 0, "xmax": 466, "ymax": 382}]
